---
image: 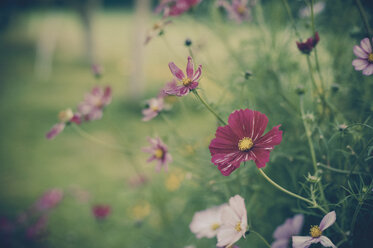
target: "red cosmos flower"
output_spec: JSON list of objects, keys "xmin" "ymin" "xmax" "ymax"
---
[
  {"xmin": 209, "ymin": 109, "xmax": 283, "ymax": 176},
  {"xmin": 296, "ymin": 32, "xmax": 320, "ymax": 54},
  {"xmin": 92, "ymin": 205, "xmax": 111, "ymax": 220}
]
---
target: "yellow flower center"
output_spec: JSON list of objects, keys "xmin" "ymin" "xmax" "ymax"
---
[
  {"xmin": 150, "ymin": 105, "xmax": 159, "ymax": 111},
  {"xmin": 58, "ymin": 109, "xmax": 73, "ymax": 122},
  {"xmin": 368, "ymin": 53, "xmax": 373, "ymax": 63},
  {"xmin": 154, "ymin": 148, "xmax": 164, "ymax": 159},
  {"xmin": 237, "ymin": 5, "xmax": 246, "ymax": 15},
  {"xmin": 235, "ymin": 222, "xmax": 242, "ymax": 232},
  {"xmin": 310, "ymin": 225, "xmax": 322, "ymax": 238},
  {"xmin": 182, "ymin": 78, "xmax": 192, "ymax": 86},
  {"xmin": 238, "ymin": 137, "xmax": 254, "ymax": 151},
  {"xmin": 153, "ymin": 22, "xmax": 161, "ymax": 30},
  {"xmin": 211, "ymin": 223, "xmax": 220, "ymax": 231}
]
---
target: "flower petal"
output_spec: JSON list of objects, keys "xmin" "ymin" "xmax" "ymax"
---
[
  {"xmin": 192, "ymin": 64, "xmax": 202, "ymax": 81},
  {"xmin": 168, "ymin": 62, "xmax": 185, "ymax": 80},
  {"xmin": 319, "ymin": 236, "xmax": 336, "ymax": 248},
  {"xmin": 292, "ymin": 236, "xmax": 314, "ymax": 248},
  {"xmin": 353, "ymin": 45, "xmax": 368, "ymax": 59},
  {"xmin": 319, "ymin": 211, "xmax": 336, "ymax": 231},
  {"xmin": 216, "ymin": 226, "xmax": 241, "ymax": 247},
  {"xmin": 255, "ymin": 124, "xmax": 283, "ymax": 149},
  {"xmin": 251, "ymin": 148, "xmax": 270, "ymax": 168},
  {"xmin": 352, "ymin": 59, "xmax": 369, "ymax": 70},
  {"xmin": 271, "ymin": 238, "xmax": 289, "ymax": 248},
  {"xmin": 360, "ymin": 38, "xmax": 372, "ymax": 53},
  {"xmin": 186, "ymin": 56, "xmax": 194, "ymax": 78},
  {"xmin": 46, "ymin": 123, "xmax": 65, "ymax": 140},
  {"xmin": 188, "ymin": 81, "xmax": 199, "ymax": 90},
  {"xmin": 362, "ymin": 64, "xmax": 373, "ymax": 76},
  {"xmin": 228, "ymin": 109, "xmax": 268, "ymax": 139}
]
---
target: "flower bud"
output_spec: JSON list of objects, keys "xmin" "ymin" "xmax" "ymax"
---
[
  {"xmin": 295, "ymin": 85, "xmax": 305, "ymax": 95},
  {"xmin": 244, "ymin": 71, "xmax": 252, "ymax": 80},
  {"xmin": 185, "ymin": 38, "xmax": 192, "ymax": 47},
  {"xmin": 306, "ymin": 173, "xmax": 320, "ymax": 183},
  {"xmin": 58, "ymin": 108, "xmax": 74, "ymax": 123},
  {"xmin": 331, "ymin": 83, "xmax": 340, "ymax": 93}
]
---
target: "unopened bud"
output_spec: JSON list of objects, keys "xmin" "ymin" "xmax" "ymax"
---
[
  {"xmin": 295, "ymin": 85, "xmax": 305, "ymax": 95},
  {"xmin": 244, "ymin": 71, "xmax": 252, "ymax": 79},
  {"xmin": 185, "ymin": 38, "xmax": 192, "ymax": 47},
  {"xmin": 307, "ymin": 173, "xmax": 320, "ymax": 183}
]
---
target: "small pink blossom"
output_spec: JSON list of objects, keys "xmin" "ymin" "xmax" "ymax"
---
[
  {"xmin": 165, "ymin": 56, "xmax": 202, "ymax": 96},
  {"xmin": 143, "ymin": 137, "xmax": 172, "ymax": 172},
  {"xmin": 142, "ymin": 97, "xmax": 164, "ymax": 121},
  {"xmin": 272, "ymin": 214, "xmax": 304, "ymax": 248},
  {"xmin": 92, "ymin": 205, "xmax": 111, "ymax": 220},
  {"xmin": 46, "ymin": 109, "xmax": 81, "ymax": 140},
  {"xmin": 77, "ymin": 86, "xmax": 112, "ymax": 121},
  {"xmin": 34, "ymin": 189, "xmax": 63, "ymax": 212},
  {"xmin": 216, "ymin": 195, "xmax": 247, "ymax": 247},
  {"xmin": 189, "ymin": 203, "xmax": 227, "ymax": 239},
  {"xmin": 209, "ymin": 109, "xmax": 283, "ymax": 176},
  {"xmin": 352, "ymin": 37, "xmax": 373, "ymax": 76},
  {"xmin": 292, "ymin": 211, "xmax": 336, "ymax": 248},
  {"xmin": 218, "ymin": 0, "xmax": 255, "ymax": 23},
  {"xmin": 155, "ymin": 0, "xmax": 201, "ymax": 17},
  {"xmin": 296, "ymin": 32, "xmax": 320, "ymax": 54}
]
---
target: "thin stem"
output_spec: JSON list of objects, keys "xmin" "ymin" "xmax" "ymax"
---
[
  {"xmin": 192, "ymin": 90, "xmax": 227, "ymax": 125},
  {"xmin": 250, "ymin": 230, "xmax": 271, "ymax": 248},
  {"xmin": 258, "ymin": 168, "xmax": 315, "ymax": 206},
  {"xmin": 73, "ymin": 125, "xmax": 125, "ymax": 151},
  {"xmin": 318, "ymin": 163, "xmax": 370, "ymax": 176},
  {"xmin": 299, "ymin": 96, "xmax": 329, "ymax": 210},
  {"xmin": 281, "ymin": 0, "xmax": 302, "ymax": 40},
  {"xmin": 354, "ymin": 0, "xmax": 373, "ymax": 46},
  {"xmin": 305, "ymin": 55, "xmax": 321, "ymax": 95}
]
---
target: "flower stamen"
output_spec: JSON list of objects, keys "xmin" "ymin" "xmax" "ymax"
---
[
  {"xmin": 310, "ymin": 225, "xmax": 322, "ymax": 238},
  {"xmin": 235, "ymin": 222, "xmax": 242, "ymax": 232},
  {"xmin": 211, "ymin": 223, "xmax": 220, "ymax": 231},
  {"xmin": 182, "ymin": 78, "xmax": 192, "ymax": 86},
  {"xmin": 154, "ymin": 148, "xmax": 164, "ymax": 159},
  {"xmin": 238, "ymin": 137, "xmax": 254, "ymax": 151},
  {"xmin": 368, "ymin": 53, "xmax": 373, "ymax": 63}
]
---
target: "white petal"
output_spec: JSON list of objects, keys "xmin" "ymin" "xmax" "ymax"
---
[
  {"xmin": 353, "ymin": 45, "xmax": 368, "ymax": 59},
  {"xmin": 352, "ymin": 59, "xmax": 369, "ymax": 70},
  {"xmin": 319, "ymin": 211, "xmax": 336, "ymax": 231},
  {"xmin": 292, "ymin": 236, "xmax": 314, "ymax": 248},
  {"xmin": 319, "ymin": 236, "xmax": 336, "ymax": 248},
  {"xmin": 360, "ymin": 38, "xmax": 372, "ymax": 53},
  {"xmin": 362, "ymin": 64, "xmax": 373, "ymax": 76},
  {"xmin": 228, "ymin": 195, "xmax": 247, "ymax": 220}
]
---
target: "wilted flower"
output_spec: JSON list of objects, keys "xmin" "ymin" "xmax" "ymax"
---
[
  {"xmin": 292, "ymin": 211, "xmax": 336, "ymax": 248},
  {"xmin": 142, "ymin": 97, "xmax": 164, "ymax": 121},
  {"xmin": 144, "ymin": 19, "xmax": 172, "ymax": 45},
  {"xmin": 155, "ymin": 0, "xmax": 201, "ymax": 17},
  {"xmin": 77, "ymin": 86, "xmax": 112, "ymax": 121},
  {"xmin": 352, "ymin": 38, "xmax": 373, "ymax": 76},
  {"xmin": 34, "ymin": 189, "xmax": 63, "ymax": 212},
  {"xmin": 271, "ymin": 214, "xmax": 304, "ymax": 248},
  {"xmin": 296, "ymin": 32, "xmax": 320, "ymax": 54},
  {"xmin": 216, "ymin": 195, "xmax": 247, "ymax": 247},
  {"xmin": 218, "ymin": 0, "xmax": 255, "ymax": 23},
  {"xmin": 46, "ymin": 109, "xmax": 81, "ymax": 140},
  {"xmin": 165, "ymin": 56, "xmax": 202, "ymax": 96},
  {"xmin": 209, "ymin": 109, "xmax": 283, "ymax": 176},
  {"xmin": 189, "ymin": 204, "xmax": 227, "ymax": 239},
  {"xmin": 92, "ymin": 205, "xmax": 111, "ymax": 220},
  {"xmin": 26, "ymin": 215, "xmax": 48, "ymax": 239},
  {"xmin": 143, "ymin": 137, "xmax": 172, "ymax": 172}
]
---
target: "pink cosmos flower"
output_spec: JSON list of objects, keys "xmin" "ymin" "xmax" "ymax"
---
[
  {"xmin": 77, "ymin": 86, "xmax": 112, "ymax": 121},
  {"xmin": 189, "ymin": 203, "xmax": 228, "ymax": 239},
  {"xmin": 352, "ymin": 37, "xmax": 373, "ymax": 76},
  {"xmin": 92, "ymin": 205, "xmax": 111, "ymax": 220},
  {"xmin": 155, "ymin": 0, "xmax": 201, "ymax": 17},
  {"xmin": 272, "ymin": 214, "xmax": 304, "ymax": 248},
  {"xmin": 218, "ymin": 0, "xmax": 255, "ymax": 23},
  {"xmin": 296, "ymin": 32, "xmax": 320, "ymax": 54},
  {"xmin": 143, "ymin": 137, "xmax": 172, "ymax": 172},
  {"xmin": 165, "ymin": 56, "xmax": 202, "ymax": 96},
  {"xmin": 292, "ymin": 211, "xmax": 336, "ymax": 248},
  {"xmin": 159, "ymin": 80, "xmax": 178, "ymax": 98},
  {"xmin": 216, "ymin": 195, "xmax": 247, "ymax": 247},
  {"xmin": 46, "ymin": 109, "xmax": 81, "ymax": 140},
  {"xmin": 142, "ymin": 97, "xmax": 164, "ymax": 121},
  {"xmin": 34, "ymin": 189, "xmax": 63, "ymax": 212},
  {"xmin": 209, "ymin": 109, "xmax": 283, "ymax": 176}
]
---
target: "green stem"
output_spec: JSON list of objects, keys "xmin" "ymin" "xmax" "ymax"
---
[
  {"xmin": 281, "ymin": 0, "xmax": 302, "ymax": 40},
  {"xmin": 305, "ymin": 55, "xmax": 321, "ymax": 95},
  {"xmin": 258, "ymin": 168, "xmax": 315, "ymax": 206},
  {"xmin": 318, "ymin": 163, "xmax": 370, "ymax": 176},
  {"xmin": 192, "ymin": 90, "xmax": 227, "ymax": 125},
  {"xmin": 354, "ymin": 0, "xmax": 373, "ymax": 47},
  {"xmin": 299, "ymin": 96, "xmax": 329, "ymax": 210},
  {"xmin": 250, "ymin": 230, "xmax": 271, "ymax": 248}
]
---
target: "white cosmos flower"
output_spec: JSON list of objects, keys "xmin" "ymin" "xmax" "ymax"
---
[
  {"xmin": 189, "ymin": 204, "xmax": 228, "ymax": 239},
  {"xmin": 216, "ymin": 195, "xmax": 248, "ymax": 247}
]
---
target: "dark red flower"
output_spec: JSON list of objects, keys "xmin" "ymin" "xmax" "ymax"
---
[
  {"xmin": 296, "ymin": 32, "xmax": 320, "ymax": 54},
  {"xmin": 92, "ymin": 205, "xmax": 111, "ymax": 220},
  {"xmin": 209, "ymin": 109, "xmax": 283, "ymax": 176}
]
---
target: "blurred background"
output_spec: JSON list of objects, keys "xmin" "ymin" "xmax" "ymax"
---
[{"xmin": 0, "ymin": 0, "xmax": 372, "ymax": 247}]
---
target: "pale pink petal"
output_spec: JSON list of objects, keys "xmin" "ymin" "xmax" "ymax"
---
[
  {"xmin": 319, "ymin": 236, "xmax": 336, "ymax": 248},
  {"xmin": 186, "ymin": 56, "xmax": 194, "ymax": 78},
  {"xmin": 362, "ymin": 64, "xmax": 373, "ymax": 76},
  {"xmin": 228, "ymin": 195, "xmax": 246, "ymax": 222},
  {"xmin": 352, "ymin": 59, "xmax": 369, "ymax": 70},
  {"xmin": 353, "ymin": 45, "xmax": 368, "ymax": 59},
  {"xmin": 46, "ymin": 123, "xmax": 65, "ymax": 140},
  {"xmin": 292, "ymin": 236, "xmax": 314, "ymax": 248},
  {"xmin": 216, "ymin": 226, "xmax": 242, "ymax": 247},
  {"xmin": 192, "ymin": 65, "xmax": 202, "ymax": 81},
  {"xmin": 360, "ymin": 38, "xmax": 372, "ymax": 53},
  {"xmin": 169, "ymin": 62, "xmax": 185, "ymax": 80},
  {"xmin": 319, "ymin": 211, "xmax": 336, "ymax": 231},
  {"xmin": 271, "ymin": 239, "xmax": 289, "ymax": 248}
]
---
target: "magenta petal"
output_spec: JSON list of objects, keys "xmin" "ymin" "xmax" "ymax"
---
[
  {"xmin": 362, "ymin": 64, "xmax": 373, "ymax": 76},
  {"xmin": 178, "ymin": 86, "xmax": 190, "ymax": 96},
  {"xmin": 192, "ymin": 65, "xmax": 202, "ymax": 81},
  {"xmin": 102, "ymin": 86, "xmax": 112, "ymax": 105},
  {"xmin": 46, "ymin": 123, "xmax": 65, "ymax": 140},
  {"xmin": 188, "ymin": 81, "xmax": 199, "ymax": 90},
  {"xmin": 169, "ymin": 62, "xmax": 185, "ymax": 80},
  {"xmin": 251, "ymin": 148, "xmax": 270, "ymax": 168},
  {"xmin": 353, "ymin": 45, "xmax": 368, "ymax": 59},
  {"xmin": 255, "ymin": 125, "xmax": 283, "ymax": 148},
  {"xmin": 352, "ymin": 59, "xmax": 369, "ymax": 70},
  {"xmin": 186, "ymin": 56, "xmax": 194, "ymax": 78},
  {"xmin": 228, "ymin": 109, "xmax": 268, "ymax": 139}
]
